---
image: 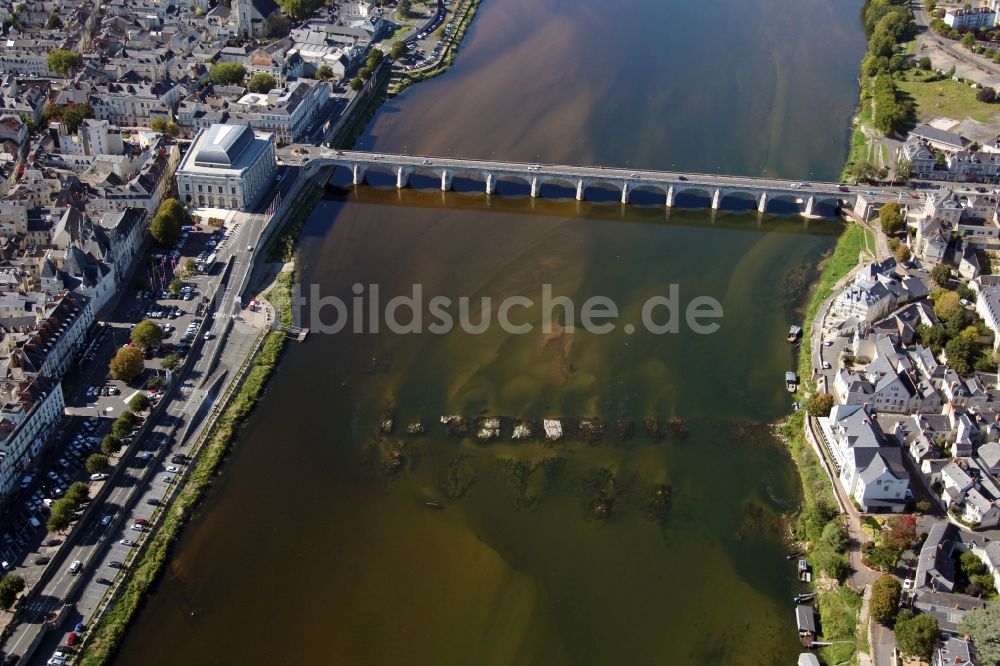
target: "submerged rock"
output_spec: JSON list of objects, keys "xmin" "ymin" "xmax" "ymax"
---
[
  {"xmin": 643, "ymin": 418, "xmax": 663, "ymax": 441},
  {"xmin": 512, "ymin": 420, "xmax": 536, "ymax": 440},
  {"xmin": 477, "ymin": 417, "xmax": 502, "ymax": 442},
  {"xmin": 406, "ymin": 420, "xmax": 425, "ymax": 436},
  {"xmin": 669, "ymin": 418, "xmax": 689, "ymax": 438},
  {"xmin": 440, "ymin": 415, "xmax": 469, "ymax": 437},
  {"xmin": 615, "ymin": 420, "xmax": 635, "ymax": 440},
  {"xmin": 378, "ymin": 417, "xmax": 394, "ymax": 435},
  {"xmin": 543, "ymin": 419, "xmax": 563, "ymax": 441},
  {"xmin": 580, "ymin": 418, "xmax": 606, "ymax": 442},
  {"xmin": 644, "ymin": 484, "xmax": 673, "ymax": 525}
]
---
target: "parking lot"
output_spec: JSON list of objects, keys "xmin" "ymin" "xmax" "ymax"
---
[{"xmin": 0, "ymin": 221, "xmax": 245, "ymax": 629}]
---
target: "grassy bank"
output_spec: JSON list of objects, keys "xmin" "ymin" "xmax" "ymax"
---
[
  {"xmin": 79, "ymin": 272, "xmax": 296, "ymax": 665},
  {"xmin": 388, "ymin": 0, "xmax": 482, "ymax": 96},
  {"xmin": 896, "ymin": 68, "xmax": 1000, "ymax": 123},
  {"xmin": 268, "ymin": 188, "xmax": 322, "ymax": 263},
  {"xmin": 778, "ymin": 223, "xmax": 864, "ymax": 663}
]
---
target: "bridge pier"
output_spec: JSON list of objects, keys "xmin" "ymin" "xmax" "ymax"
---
[
  {"xmin": 396, "ymin": 167, "xmax": 408, "ymax": 189},
  {"xmin": 803, "ymin": 196, "xmax": 815, "ymax": 218},
  {"xmin": 531, "ymin": 177, "xmax": 539, "ymax": 198},
  {"xmin": 666, "ymin": 186, "xmax": 675, "ymax": 207},
  {"xmin": 441, "ymin": 170, "xmax": 453, "ymax": 192},
  {"xmin": 711, "ymin": 189, "xmax": 721, "ymax": 210},
  {"xmin": 621, "ymin": 182, "xmax": 630, "ymax": 204},
  {"xmin": 576, "ymin": 179, "xmax": 584, "ymax": 201},
  {"xmin": 352, "ymin": 164, "xmax": 365, "ymax": 185},
  {"xmin": 485, "ymin": 173, "xmax": 496, "ymax": 195},
  {"xmin": 757, "ymin": 192, "xmax": 767, "ymax": 214}
]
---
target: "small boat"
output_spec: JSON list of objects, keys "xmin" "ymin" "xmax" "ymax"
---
[
  {"xmin": 786, "ymin": 552, "xmax": 803, "ymax": 560},
  {"xmin": 787, "ymin": 325, "xmax": 802, "ymax": 342},
  {"xmin": 794, "ymin": 592, "xmax": 816, "ymax": 603},
  {"xmin": 424, "ymin": 501, "xmax": 443, "ymax": 509},
  {"xmin": 786, "ymin": 371, "xmax": 798, "ymax": 393}
]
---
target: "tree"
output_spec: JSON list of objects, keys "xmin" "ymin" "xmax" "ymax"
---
[
  {"xmin": 110, "ymin": 346, "xmax": 144, "ymax": 382},
  {"xmin": 247, "ymin": 72, "xmax": 277, "ymax": 93},
  {"xmin": 820, "ymin": 518, "xmax": 849, "ymax": 553},
  {"xmin": 150, "ymin": 197, "xmax": 185, "ymax": 247},
  {"xmin": 931, "ymin": 264, "xmax": 952, "ymax": 287},
  {"xmin": 162, "ymin": 354, "xmax": 182, "ymax": 371},
  {"xmin": 945, "ymin": 333, "xmax": 976, "ymax": 373},
  {"xmin": 100, "ymin": 434, "xmax": 122, "ymax": 456},
  {"xmin": 894, "ymin": 244, "xmax": 912, "ymax": 263},
  {"xmin": 85, "ymin": 453, "xmax": 109, "ymax": 474},
  {"xmin": 0, "ymin": 575, "xmax": 25, "ymax": 610},
  {"xmin": 366, "ymin": 49, "xmax": 384, "ymax": 69},
  {"xmin": 870, "ymin": 574, "xmax": 902, "ymax": 624},
  {"xmin": 46, "ymin": 50, "xmax": 80, "ymax": 77},
  {"xmin": 934, "ymin": 290, "xmax": 962, "ymax": 321},
  {"xmin": 961, "ymin": 603, "xmax": 1000, "ymax": 665},
  {"xmin": 316, "ymin": 64, "xmax": 334, "ymax": 80},
  {"xmin": 895, "ymin": 610, "xmax": 939, "ymax": 660},
  {"xmin": 65, "ymin": 482, "xmax": 89, "ymax": 505},
  {"xmin": 398, "ymin": 0, "xmax": 412, "ymax": 17},
  {"xmin": 919, "ymin": 55, "xmax": 932, "ymax": 70},
  {"xmin": 885, "ymin": 514, "xmax": 917, "ymax": 550},
  {"xmin": 183, "ymin": 258, "xmax": 197, "ymax": 276},
  {"xmin": 46, "ymin": 500, "xmax": 73, "ymax": 532},
  {"xmin": 978, "ymin": 87, "xmax": 998, "ymax": 103},
  {"xmin": 46, "ymin": 14, "xmax": 62, "ymax": 29},
  {"xmin": 390, "ymin": 41, "xmax": 409, "ymax": 59},
  {"xmin": 357, "ymin": 66, "xmax": 372, "ymax": 81},
  {"xmin": 128, "ymin": 393, "xmax": 150, "ymax": 411},
  {"xmin": 207, "ymin": 62, "xmax": 246, "ymax": 86},
  {"xmin": 168, "ymin": 277, "xmax": 184, "ymax": 295},
  {"xmin": 962, "ymin": 31, "xmax": 976, "ymax": 50},
  {"xmin": 277, "ymin": 0, "xmax": 324, "ymax": 20},
  {"xmin": 349, "ymin": 77, "xmax": 364, "ymax": 91},
  {"xmin": 806, "ymin": 392, "xmax": 835, "ymax": 416},
  {"xmin": 131, "ymin": 320, "xmax": 163, "ymax": 351},
  {"xmin": 62, "ymin": 103, "xmax": 93, "ymax": 134},
  {"xmin": 894, "ymin": 157, "xmax": 912, "ymax": 182},
  {"xmin": 880, "ymin": 201, "xmax": 904, "ymax": 235}
]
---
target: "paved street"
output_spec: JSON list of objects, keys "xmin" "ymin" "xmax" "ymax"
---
[
  {"xmin": 1, "ymin": 198, "xmax": 283, "ymax": 663},
  {"xmin": 911, "ymin": 0, "xmax": 1000, "ymax": 88}
]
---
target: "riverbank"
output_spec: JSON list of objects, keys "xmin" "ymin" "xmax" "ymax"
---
[
  {"xmin": 388, "ymin": 0, "xmax": 481, "ymax": 96},
  {"xmin": 77, "ymin": 194, "xmax": 312, "ymax": 663},
  {"xmin": 779, "ymin": 222, "xmax": 865, "ymax": 665}
]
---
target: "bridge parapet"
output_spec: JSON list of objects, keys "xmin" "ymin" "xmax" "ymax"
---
[{"xmin": 286, "ymin": 147, "xmax": 911, "ymax": 218}]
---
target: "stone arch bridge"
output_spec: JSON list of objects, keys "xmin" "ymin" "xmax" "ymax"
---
[{"xmin": 283, "ymin": 147, "xmax": 900, "ymax": 218}]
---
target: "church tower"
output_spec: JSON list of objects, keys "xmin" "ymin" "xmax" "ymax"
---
[{"xmin": 231, "ymin": 0, "xmax": 254, "ymax": 39}]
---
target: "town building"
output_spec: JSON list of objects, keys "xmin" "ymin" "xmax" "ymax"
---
[{"xmin": 175, "ymin": 123, "xmax": 276, "ymax": 210}]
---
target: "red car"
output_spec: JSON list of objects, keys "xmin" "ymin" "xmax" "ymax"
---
[
  {"xmin": 66, "ymin": 632, "xmax": 78, "ymax": 646},
  {"xmin": 134, "ymin": 518, "xmax": 149, "ymax": 526}
]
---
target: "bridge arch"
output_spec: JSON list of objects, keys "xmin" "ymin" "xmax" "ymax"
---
[
  {"xmin": 673, "ymin": 187, "xmax": 713, "ymax": 209},
  {"xmin": 583, "ymin": 180, "xmax": 624, "ymax": 203},
  {"xmin": 763, "ymin": 192, "xmax": 804, "ymax": 216},
  {"xmin": 494, "ymin": 174, "xmax": 532, "ymax": 197},
  {"xmin": 538, "ymin": 176, "xmax": 579, "ymax": 200},
  {"xmin": 629, "ymin": 184, "xmax": 669, "ymax": 206},
  {"xmin": 407, "ymin": 167, "xmax": 447, "ymax": 190},
  {"xmin": 808, "ymin": 195, "xmax": 844, "ymax": 218},
  {"xmin": 361, "ymin": 165, "xmax": 397, "ymax": 188},
  {"xmin": 450, "ymin": 170, "xmax": 488, "ymax": 194},
  {"xmin": 719, "ymin": 190, "xmax": 760, "ymax": 213}
]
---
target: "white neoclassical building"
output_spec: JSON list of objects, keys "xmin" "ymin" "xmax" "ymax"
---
[{"xmin": 176, "ymin": 124, "xmax": 277, "ymax": 211}]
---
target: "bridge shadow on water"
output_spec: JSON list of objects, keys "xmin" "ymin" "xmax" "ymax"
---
[{"xmin": 321, "ymin": 170, "xmax": 844, "ymax": 238}]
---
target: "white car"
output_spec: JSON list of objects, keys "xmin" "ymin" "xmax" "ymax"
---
[
  {"xmin": 166, "ymin": 466, "xmax": 179, "ymax": 473},
  {"xmin": 822, "ymin": 361, "xmax": 831, "ymax": 369},
  {"xmin": 90, "ymin": 473, "xmax": 108, "ymax": 481},
  {"xmin": 130, "ymin": 524, "xmax": 145, "ymax": 532}
]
